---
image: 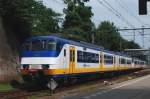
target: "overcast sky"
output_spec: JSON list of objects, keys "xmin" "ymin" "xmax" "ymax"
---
[{"xmin": 42, "ymin": 0, "xmax": 150, "ymax": 49}]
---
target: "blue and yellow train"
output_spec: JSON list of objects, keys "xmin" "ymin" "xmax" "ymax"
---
[{"xmin": 20, "ymin": 36, "xmax": 146, "ymax": 86}]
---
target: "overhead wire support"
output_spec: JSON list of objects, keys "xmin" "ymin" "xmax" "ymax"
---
[
  {"xmin": 133, "ymin": 29, "xmax": 136, "ymax": 41},
  {"xmin": 141, "ymin": 26, "xmax": 145, "ymax": 48},
  {"xmin": 117, "ymin": 27, "xmax": 150, "ymax": 48},
  {"xmin": 117, "ymin": 27, "xmax": 150, "ymax": 31}
]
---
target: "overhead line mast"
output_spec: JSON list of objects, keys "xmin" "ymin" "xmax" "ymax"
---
[{"xmin": 118, "ymin": 27, "xmax": 150, "ymax": 48}]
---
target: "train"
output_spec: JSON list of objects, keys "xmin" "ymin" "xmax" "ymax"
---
[{"xmin": 20, "ymin": 36, "xmax": 146, "ymax": 88}]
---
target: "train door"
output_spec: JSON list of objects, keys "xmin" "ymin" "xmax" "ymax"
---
[
  {"xmin": 119, "ymin": 57, "xmax": 121, "ymax": 69},
  {"xmin": 114, "ymin": 56, "xmax": 118, "ymax": 70},
  {"xmin": 69, "ymin": 46, "xmax": 75, "ymax": 74},
  {"xmin": 114, "ymin": 56, "xmax": 118, "ymax": 69},
  {"xmin": 100, "ymin": 52, "xmax": 103, "ymax": 68},
  {"xmin": 117, "ymin": 56, "xmax": 119, "ymax": 69}
]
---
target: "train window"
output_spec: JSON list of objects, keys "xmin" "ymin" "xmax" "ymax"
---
[
  {"xmin": 56, "ymin": 42, "xmax": 63, "ymax": 51},
  {"xmin": 86, "ymin": 52, "xmax": 91, "ymax": 62},
  {"xmin": 120, "ymin": 58, "xmax": 126, "ymax": 64},
  {"xmin": 89, "ymin": 53, "xmax": 94, "ymax": 63},
  {"xmin": 77, "ymin": 51, "xmax": 99, "ymax": 63},
  {"xmin": 64, "ymin": 49, "xmax": 66, "ymax": 57},
  {"xmin": 22, "ymin": 39, "xmax": 58, "ymax": 51},
  {"xmin": 31, "ymin": 40, "xmax": 44, "ymax": 51},
  {"xmin": 87, "ymin": 52, "xmax": 99, "ymax": 63},
  {"xmin": 127, "ymin": 60, "xmax": 131, "ymax": 64},
  {"xmin": 22, "ymin": 42, "xmax": 31, "ymax": 51},
  {"xmin": 47, "ymin": 40, "xmax": 56, "ymax": 51},
  {"xmin": 95, "ymin": 54, "xmax": 99, "ymax": 63},
  {"xmin": 104, "ymin": 55, "xmax": 113, "ymax": 64},
  {"xmin": 141, "ymin": 62, "xmax": 145, "ymax": 65},
  {"xmin": 134, "ymin": 61, "xmax": 136, "ymax": 64},
  {"xmin": 83, "ymin": 52, "xmax": 87, "ymax": 62},
  {"xmin": 134, "ymin": 61, "xmax": 138, "ymax": 65},
  {"xmin": 77, "ymin": 51, "xmax": 83, "ymax": 62}
]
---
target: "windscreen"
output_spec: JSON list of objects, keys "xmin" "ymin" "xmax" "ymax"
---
[
  {"xmin": 32, "ymin": 40, "xmax": 44, "ymax": 51},
  {"xmin": 23, "ymin": 40, "xmax": 57, "ymax": 51}
]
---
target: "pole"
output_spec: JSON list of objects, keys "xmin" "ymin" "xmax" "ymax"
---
[
  {"xmin": 142, "ymin": 26, "xmax": 145, "ymax": 48},
  {"xmin": 133, "ymin": 29, "xmax": 135, "ymax": 41},
  {"xmin": 92, "ymin": 32, "xmax": 95, "ymax": 44},
  {"xmin": 120, "ymin": 37, "xmax": 122, "ymax": 52}
]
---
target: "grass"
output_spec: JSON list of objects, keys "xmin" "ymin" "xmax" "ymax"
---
[
  {"xmin": 28, "ymin": 91, "xmax": 51, "ymax": 99},
  {"xmin": 0, "ymin": 83, "xmax": 14, "ymax": 92},
  {"xmin": 27, "ymin": 96, "xmax": 38, "ymax": 99}
]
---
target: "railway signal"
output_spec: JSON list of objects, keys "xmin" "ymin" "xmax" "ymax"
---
[
  {"xmin": 47, "ymin": 78, "xmax": 58, "ymax": 95},
  {"xmin": 139, "ymin": 0, "xmax": 150, "ymax": 15}
]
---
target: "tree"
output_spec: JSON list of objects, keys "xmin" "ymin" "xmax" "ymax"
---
[
  {"xmin": 96, "ymin": 21, "xmax": 141, "ymax": 52},
  {"xmin": 27, "ymin": 1, "xmax": 61, "ymax": 36},
  {"xmin": 0, "ymin": 0, "xmax": 61, "ymax": 63},
  {"xmin": 63, "ymin": 0, "xmax": 94, "ymax": 42},
  {"xmin": 0, "ymin": 0, "xmax": 60, "ymax": 39},
  {"xmin": 96, "ymin": 21, "xmax": 121, "ymax": 51}
]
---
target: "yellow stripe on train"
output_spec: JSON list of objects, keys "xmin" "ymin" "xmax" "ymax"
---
[{"xmin": 21, "ymin": 66, "xmax": 142, "ymax": 75}]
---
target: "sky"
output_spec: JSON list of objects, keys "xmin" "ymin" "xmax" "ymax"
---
[{"xmin": 42, "ymin": 0, "xmax": 150, "ymax": 49}]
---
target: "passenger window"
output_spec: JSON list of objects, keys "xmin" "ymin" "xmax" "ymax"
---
[
  {"xmin": 77, "ymin": 51, "xmax": 83, "ymax": 62},
  {"xmin": 104, "ymin": 55, "xmax": 113, "ymax": 64},
  {"xmin": 77, "ymin": 51, "xmax": 99, "ymax": 63},
  {"xmin": 64, "ymin": 49, "xmax": 66, "ymax": 57}
]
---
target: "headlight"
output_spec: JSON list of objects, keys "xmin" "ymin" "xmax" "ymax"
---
[
  {"xmin": 42, "ymin": 64, "xmax": 49, "ymax": 69},
  {"xmin": 23, "ymin": 64, "xmax": 29, "ymax": 69}
]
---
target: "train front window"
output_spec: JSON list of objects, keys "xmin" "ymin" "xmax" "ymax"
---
[
  {"xmin": 23, "ymin": 40, "xmax": 57, "ymax": 51},
  {"xmin": 46, "ymin": 40, "xmax": 56, "ymax": 51},
  {"xmin": 23, "ymin": 42, "xmax": 31, "ymax": 51},
  {"xmin": 31, "ymin": 40, "xmax": 45, "ymax": 51}
]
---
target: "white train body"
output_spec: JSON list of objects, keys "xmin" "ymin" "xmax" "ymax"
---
[{"xmin": 20, "ymin": 36, "xmax": 146, "ymax": 79}]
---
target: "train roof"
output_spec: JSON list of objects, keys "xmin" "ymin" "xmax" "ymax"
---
[{"xmin": 25, "ymin": 36, "xmax": 130, "ymax": 57}]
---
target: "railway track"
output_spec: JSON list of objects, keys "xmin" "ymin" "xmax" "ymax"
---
[
  {"xmin": 0, "ymin": 90, "xmax": 32, "ymax": 99},
  {"xmin": 0, "ymin": 90, "xmax": 51, "ymax": 99},
  {"xmin": 0, "ymin": 69, "xmax": 150, "ymax": 99}
]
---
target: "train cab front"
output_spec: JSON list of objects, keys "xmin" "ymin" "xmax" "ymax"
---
[{"xmin": 20, "ymin": 36, "xmax": 60, "ymax": 81}]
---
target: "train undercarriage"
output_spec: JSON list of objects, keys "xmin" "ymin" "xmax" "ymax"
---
[{"xmin": 21, "ymin": 68, "xmax": 143, "ymax": 90}]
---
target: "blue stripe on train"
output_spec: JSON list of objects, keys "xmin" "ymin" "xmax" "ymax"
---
[
  {"xmin": 51, "ymin": 72, "xmax": 101, "ymax": 79},
  {"xmin": 50, "ymin": 68, "xmax": 138, "ymax": 79},
  {"xmin": 21, "ymin": 51, "xmax": 59, "ymax": 57}
]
